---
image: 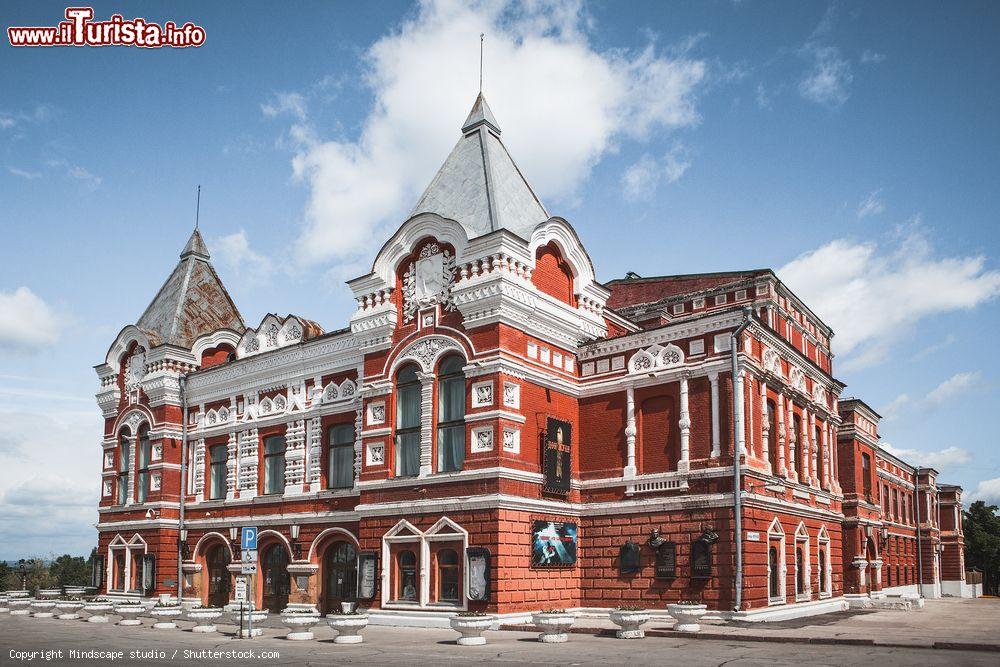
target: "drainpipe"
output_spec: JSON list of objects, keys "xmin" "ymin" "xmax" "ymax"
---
[
  {"xmin": 178, "ymin": 375, "xmax": 188, "ymax": 603},
  {"xmin": 731, "ymin": 307, "xmax": 753, "ymax": 613},
  {"xmin": 915, "ymin": 468, "xmax": 924, "ymax": 597}
]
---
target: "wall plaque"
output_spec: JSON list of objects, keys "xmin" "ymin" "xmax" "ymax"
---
[
  {"xmin": 691, "ymin": 540, "xmax": 712, "ymax": 579},
  {"xmin": 466, "ymin": 547, "xmax": 491, "ymax": 601},
  {"xmin": 543, "ymin": 418, "xmax": 572, "ymax": 494},
  {"xmin": 357, "ymin": 551, "xmax": 378, "ymax": 600},
  {"xmin": 619, "ymin": 539, "xmax": 641, "ymax": 575},
  {"xmin": 654, "ymin": 541, "xmax": 677, "ymax": 579}
]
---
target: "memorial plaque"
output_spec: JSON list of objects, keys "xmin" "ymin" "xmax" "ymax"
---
[
  {"xmin": 543, "ymin": 418, "xmax": 572, "ymax": 494},
  {"xmin": 619, "ymin": 539, "xmax": 641, "ymax": 575},
  {"xmin": 357, "ymin": 551, "xmax": 378, "ymax": 600},
  {"xmin": 466, "ymin": 547, "xmax": 491, "ymax": 601},
  {"xmin": 654, "ymin": 541, "xmax": 677, "ymax": 579},
  {"xmin": 691, "ymin": 539, "xmax": 712, "ymax": 579}
]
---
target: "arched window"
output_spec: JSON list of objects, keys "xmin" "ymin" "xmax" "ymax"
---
[
  {"xmin": 263, "ymin": 435, "xmax": 286, "ymax": 495},
  {"xmin": 769, "ymin": 546, "xmax": 780, "ymax": 599},
  {"xmin": 437, "ymin": 355, "xmax": 465, "ymax": 473},
  {"xmin": 818, "ymin": 548, "xmax": 827, "ymax": 594},
  {"xmin": 209, "ymin": 444, "xmax": 227, "ymax": 500},
  {"xmin": 437, "ymin": 548, "xmax": 460, "ymax": 601},
  {"xmin": 398, "ymin": 550, "xmax": 418, "ymax": 601},
  {"xmin": 117, "ymin": 428, "xmax": 131, "ymax": 505},
  {"xmin": 861, "ymin": 453, "xmax": 872, "ymax": 500},
  {"xmin": 814, "ymin": 424, "xmax": 823, "ymax": 483},
  {"xmin": 206, "ymin": 544, "xmax": 231, "ymax": 607},
  {"xmin": 136, "ymin": 425, "xmax": 151, "ymax": 503},
  {"xmin": 792, "ymin": 414, "xmax": 803, "ymax": 478},
  {"xmin": 892, "ymin": 488, "xmax": 899, "ymax": 520},
  {"xmin": 796, "ymin": 547, "xmax": 804, "ymax": 595},
  {"xmin": 766, "ymin": 400, "xmax": 778, "ymax": 472},
  {"xmin": 883, "ymin": 484, "xmax": 890, "ymax": 514},
  {"xmin": 395, "ymin": 365, "xmax": 421, "ymax": 477},
  {"xmin": 328, "ymin": 424, "xmax": 355, "ymax": 489}
]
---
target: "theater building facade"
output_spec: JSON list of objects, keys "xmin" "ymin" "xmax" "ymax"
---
[{"xmin": 93, "ymin": 94, "xmax": 971, "ymax": 622}]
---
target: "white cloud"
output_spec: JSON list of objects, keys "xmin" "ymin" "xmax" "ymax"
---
[
  {"xmin": 924, "ymin": 371, "xmax": 981, "ymax": 407},
  {"xmin": 755, "ymin": 82, "xmax": 771, "ymax": 109},
  {"xmin": 45, "ymin": 159, "xmax": 102, "ymax": 191},
  {"xmin": 799, "ymin": 44, "xmax": 853, "ymax": 107},
  {"xmin": 970, "ymin": 477, "xmax": 1000, "ymax": 505},
  {"xmin": 7, "ymin": 166, "xmax": 41, "ymax": 180},
  {"xmin": 621, "ymin": 143, "xmax": 690, "ymax": 202},
  {"xmin": 881, "ymin": 443, "xmax": 972, "ymax": 471},
  {"xmin": 912, "ymin": 333, "xmax": 957, "ymax": 360},
  {"xmin": 778, "ymin": 226, "xmax": 1000, "ymax": 369},
  {"xmin": 261, "ymin": 92, "xmax": 308, "ymax": 121},
  {"xmin": 879, "ymin": 393, "xmax": 909, "ymax": 422},
  {"xmin": 0, "ymin": 287, "xmax": 61, "ymax": 353},
  {"xmin": 0, "ymin": 116, "xmax": 15, "ymax": 130},
  {"xmin": 209, "ymin": 229, "xmax": 274, "ymax": 281},
  {"xmin": 861, "ymin": 50, "xmax": 886, "ymax": 64},
  {"xmin": 857, "ymin": 189, "xmax": 885, "ymax": 219},
  {"xmin": 280, "ymin": 0, "xmax": 706, "ymax": 265}
]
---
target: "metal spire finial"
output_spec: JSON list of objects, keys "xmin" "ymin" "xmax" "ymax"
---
[
  {"xmin": 195, "ymin": 184, "xmax": 201, "ymax": 230},
  {"xmin": 479, "ymin": 33, "xmax": 485, "ymax": 93}
]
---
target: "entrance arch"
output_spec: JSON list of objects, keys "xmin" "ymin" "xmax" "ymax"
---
[
  {"xmin": 205, "ymin": 544, "xmax": 231, "ymax": 608},
  {"xmin": 323, "ymin": 541, "xmax": 358, "ymax": 613},
  {"xmin": 261, "ymin": 543, "xmax": 290, "ymax": 612}
]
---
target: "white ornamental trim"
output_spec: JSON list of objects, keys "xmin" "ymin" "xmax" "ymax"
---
[
  {"xmin": 471, "ymin": 426, "xmax": 494, "ymax": 453},
  {"xmin": 471, "ymin": 381, "xmax": 494, "ymax": 408}
]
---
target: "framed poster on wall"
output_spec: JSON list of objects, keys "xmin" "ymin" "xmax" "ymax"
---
[
  {"xmin": 531, "ymin": 520, "xmax": 578, "ymax": 567},
  {"xmin": 543, "ymin": 417, "xmax": 572, "ymax": 494},
  {"xmin": 466, "ymin": 547, "xmax": 491, "ymax": 601},
  {"xmin": 357, "ymin": 551, "xmax": 379, "ymax": 600}
]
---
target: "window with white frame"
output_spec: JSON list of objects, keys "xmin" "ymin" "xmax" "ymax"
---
[
  {"xmin": 117, "ymin": 429, "xmax": 131, "ymax": 505},
  {"xmin": 693, "ymin": 297, "xmax": 705, "ymax": 309},
  {"xmin": 136, "ymin": 425, "xmax": 151, "ymax": 503},
  {"xmin": 795, "ymin": 523, "xmax": 810, "ymax": 600},
  {"xmin": 767, "ymin": 517, "xmax": 786, "ymax": 604},
  {"xmin": 395, "ymin": 364, "xmax": 422, "ymax": 477},
  {"xmin": 437, "ymin": 355, "xmax": 466, "ymax": 473},
  {"xmin": 327, "ymin": 424, "xmax": 355, "ymax": 489},
  {"xmin": 209, "ymin": 443, "xmax": 227, "ymax": 500},
  {"xmin": 263, "ymin": 435, "xmax": 286, "ymax": 494},
  {"xmin": 715, "ymin": 294, "xmax": 727, "ymax": 305},
  {"xmin": 817, "ymin": 526, "xmax": 832, "ymax": 597}
]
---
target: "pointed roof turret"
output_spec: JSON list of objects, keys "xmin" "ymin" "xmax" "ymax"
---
[
  {"xmin": 135, "ymin": 229, "xmax": 244, "ymax": 348},
  {"xmin": 410, "ymin": 93, "xmax": 549, "ymax": 240}
]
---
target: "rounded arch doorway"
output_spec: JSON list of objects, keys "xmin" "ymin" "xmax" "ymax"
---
[
  {"xmin": 261, "ymin": 543, "xmax": 290, "ymax": 612},
  {"xmin": 205, "ymin": 544, "xmax": 231, "ymax": 608},
  {"xmin": 323, "ymin": 541, "xmax": 358, "ymax": 613}
]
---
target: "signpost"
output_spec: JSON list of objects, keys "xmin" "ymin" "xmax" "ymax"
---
[{"xmin": 238, "ymin": 528, "xmax": 257, "ymax": 638}]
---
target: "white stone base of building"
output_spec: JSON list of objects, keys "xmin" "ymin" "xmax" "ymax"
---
[
  {"xmin": 719, "ymin": 597, "xmax": 849, "ymax": 622},
  {"xmin": 941, "ymin": 580, "xmax": 981, "ymax": 598}
]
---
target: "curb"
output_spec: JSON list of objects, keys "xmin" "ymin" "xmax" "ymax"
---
[{"xmin": 499, "ymin": 624, "xmax": 1000, "ymax": 652}]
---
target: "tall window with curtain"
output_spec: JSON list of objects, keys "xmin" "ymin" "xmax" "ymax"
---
[
  {"xmin": 117, "ymin": 429, "xmax": 131, "ymax": 505},
  {"xmin": 766, "ymin": 400, "xmax": 777, "ymax": 472},
  {"xmin": 328, "ymin": 424, "xmax": 355, "ymax": 489},
  {"xmin": 395, "ymin": 365, "xmax": 421, "ymax": 477},
  {"xmin": 818, "ymin": 548, "xmax": 827, "ymax": 593},
  {"xmin": 814, "ymin": 424, "xmax": 823, "ymax": 483},
  {"xmin": 209, "ymin": 444, "xmax": 227, "ymax": 500},
  {"xmin": 136, "ymin": 425, "xmax": 151, "ymax": 503},
  {"xmin": 792, "ymin": 414, "xmax": 803, "ymax": 479},
  {"xmin": 436, "ymin": 355, "xmax": 465, "ymax": 473},
  {"xmin": 263, "ymin": 435, "xmax": 286, "ymax": 495},
  {"xmin": 861, "ymin": 453, "xmax": 872, "ymax": 500},
  {"xmin": 768, "ymin": 546, "xmax": 779, "ymax": 600}
]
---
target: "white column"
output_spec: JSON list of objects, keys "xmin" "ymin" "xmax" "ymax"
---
[
  {"xmin": 776, "ymin": 393, "xmax": 787, "ymax": 477},
  {"xmin": 786, "ymin": 397, "xmax": 797, "ymax": 482},
  {"xmin": 759, "ymin": 380, "xmax": 770, "ymax": 472},
  {"xmin": 126, "ymin": 434, "xmax": 136, "ymax": 505},
  {"xmin": 821, "ymin": 419, "xmax": 830, "ymax": 490},
  {"xmin": 807, "ymin": 410, "xmax": 818, "ymax": 487},
  {"xmin": 418, "ymin": 372, "xmax": 434, "ymax": 477},
  {"xmin": 709, "ymin": 372, "xmax": 721, "ymax": 458},
  {"xmin": 678, "ymin": 374, "xmax": 691, "ymax": 472},
  {"xmin": 624, "ymin": 386, "xmax": 637, "ymax": 478},
  {"xmin": 735, "ymin": 370, "xmax": 746, "ymax": 456}
]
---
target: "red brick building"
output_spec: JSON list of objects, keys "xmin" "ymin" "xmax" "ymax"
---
[{"xmin": 93, "ymin": 94, "xmax": 971, "ymax": 622}]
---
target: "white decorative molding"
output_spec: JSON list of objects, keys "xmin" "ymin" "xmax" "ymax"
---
[
  {"xmin": 762, "ymin": 348, "xmax": 783, "ymax": 376},
  {"xmin": 502, "ymin": 427, "xmax": 520, "ymax": 454},
  {"xmin": 366, "ymin": 441, "xmax": 385, "ymax": 466},
  {"xmin": 393, "ymin": 336, "xmax": 464, "ymax": 374},
  {"xmin": 502, "ymin": 382, "xmax": 520, "ymax": 409},
  {"xmin": 471, "ymin": 381, "xmax": 494, "ymax": 408},
  {"xmin": 402, "ymin": 243, "xmax": 456, "ymax": 323},
  {"xmin": 367, "ymin": 401, "xmax": 386, "ymax": 425},
  {"xmin": 471, "ymin": 426, "xmax": 494, "ymax": 453},
  {"xmin": 628, "ymin": 343, "xmax": 685, "ymax": 375}
]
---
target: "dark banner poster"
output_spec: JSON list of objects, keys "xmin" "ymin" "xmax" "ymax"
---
[
  {"xmin": 543, "ymin": 417, "xmax": 572, "ymax": 494},
  {"xmin": 531, "ymin": 521, "xmax": 578, "ymax": 566},
  {"xmin": 654, "ymin": 542, "xmax": 677, "ymax": 579}
]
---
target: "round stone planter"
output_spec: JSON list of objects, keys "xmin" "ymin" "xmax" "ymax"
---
[
  {"xmin": 55, "ymin": 601, "xmax": 85, "ymax": 620},
  {"xmin": 608, "ymin": 609, "xmax": 651, "ymax": 639},
  {"xmin": 31, "ymin": 600, "xmax": 57, "ymax": 618},
  {"xmin": 666, "ymin": 604, "xmax": 708, "ymax": 633},
  {"xmin": 115, "ymin": 605, "xmax": 145, "ymax": 626},
  {"xmin": 0, "ymin": 595, "xmax": 9, "ymax": 613},
  {"xmin": 9, "ymin": 599, "xmax": 33, "ymax": 615},
  {"xmin": 150, "ymin": 606, "xmax": 183, "ymax": 629},
  {"xmin": 281, "ymin": 612, "xmax": 321, "ymax": 641},
  {"xmin": 228, "ymin": 608, "xmax": 268, "ymax": 637},
  {"xmin": 449, "ymin": 615, "xmax": 496, "ymax": 646},
  {"xmin": 65, "ymin": 586, "xmax": 88, "ymax": 596},
  {"xmin": 37, "ymin": 589, "xmax": 62, "ymax": 600},
  {"xmin": 84, "ymin": 602, "xmax": 114, "ymax": 623},
  {"xmin": 187, "ymin": 607, "xmax": 224, "ymax": 633},
  {"xmin": 531, "ymin": 612, "xmax": 576, "ymax": 643},
  {"xmin": 325, "ymin": 614, "xmax": 369, "ymax": 644}
]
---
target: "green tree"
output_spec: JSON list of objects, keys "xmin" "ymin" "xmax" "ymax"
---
[
  {"xmin": 49, "ymin": 554, "xmax": 90, "ymax": 587},
  {"xmin": 0, "ymin": 561, "xmax": 11, "ymax": 585},
  {"xmin": 963, "ymin": 500, "xmax": 1000, "ymax": 595},
  {"xmin": 2, "ymin": 558, "xmax": 55, "ymax": 593}
]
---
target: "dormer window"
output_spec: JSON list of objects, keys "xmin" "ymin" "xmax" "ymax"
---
[
  {"xmin": 395, "ymin": 364, "xmax": 421, "ymax": 477},
  {"xmin": 437, "ymin": 355, "xmax": 466, "ymax": 473}
]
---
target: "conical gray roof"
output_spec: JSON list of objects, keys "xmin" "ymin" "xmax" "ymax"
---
[
  {"xmin": 135, "ymin": 229, "xmax": 244, "ymax": 347},
  {"xmin": 410, "ymin": 94, "xmax": 549, "ymax": 240}
]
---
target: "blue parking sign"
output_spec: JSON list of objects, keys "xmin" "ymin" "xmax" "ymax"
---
[{"xmin": 241, "ymin": 526, "xmax": 258, "ymax": 551}]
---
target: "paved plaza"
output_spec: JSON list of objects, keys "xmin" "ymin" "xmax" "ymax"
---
[{"xmin": 2, "ymin": 598, "xmax": 998, "ymax": 666}]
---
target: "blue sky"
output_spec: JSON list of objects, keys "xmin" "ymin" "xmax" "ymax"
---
[{"xmin": 1, "ymin": 0, "xmax": 998, "ymax": 559}]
